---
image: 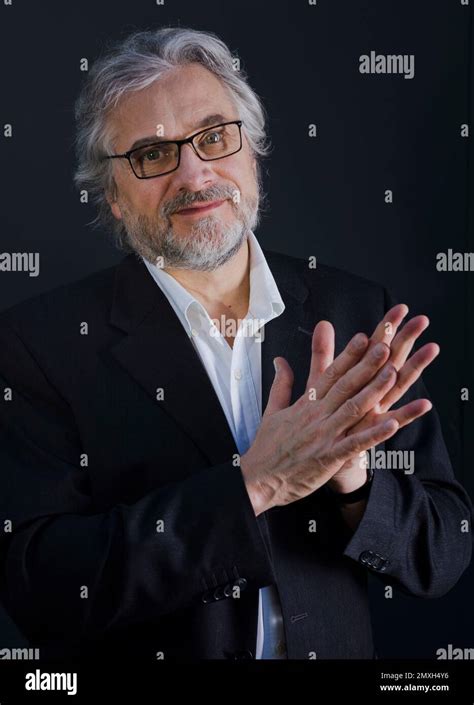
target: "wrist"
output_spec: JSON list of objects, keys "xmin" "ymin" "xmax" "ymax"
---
[
  {"xmin": 240, "ymin": 455, "xmax": 270, "ymax": 517},
  {"xmin": 327, "ymin": 466, "xmax": 374, "ymax": 505},
  {"xmin": 327, "ymin": 465, "xmax": 368, "ymax": 494}
]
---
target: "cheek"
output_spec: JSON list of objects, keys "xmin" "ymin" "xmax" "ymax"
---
[
  {"xmin": 121, "ymin": 181, "xmax": 166, "ymax": 213},
  {"xmin": 223, "ymin": 161, "xmax": 256, "ymax": 196},
  {"xmin": 237, "ymin": 165, "xmax": 258, "ymax": 200}
]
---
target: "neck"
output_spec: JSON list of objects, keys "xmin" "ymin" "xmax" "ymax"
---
[{"xmin": 164, "ymin": 236, "xmax": 251, "ymax": 318}]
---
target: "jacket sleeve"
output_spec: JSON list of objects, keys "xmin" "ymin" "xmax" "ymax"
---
[
  {"xmin": 0, "ymin": 321, "xmax": 275, "ymax": 641},
  {"xmin": 341, "ymin": 288, "xmax": 473, "ymax": 597}
]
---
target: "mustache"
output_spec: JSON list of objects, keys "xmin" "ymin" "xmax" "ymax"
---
[{"xmin": 161, "ymin": 184, "xmax": 240, "ymax": 218}]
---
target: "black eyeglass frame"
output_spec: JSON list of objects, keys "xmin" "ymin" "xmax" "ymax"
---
[{"xmin": 101, "ymin": 120, "xmax": 244, "ymax": 179}]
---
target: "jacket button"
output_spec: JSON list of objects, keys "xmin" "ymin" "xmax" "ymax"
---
[
  {"xmin": 213, "ymin": 586, "xmax": 226, "ymax": 601},
  {"xmin": 234, "ymin": 577, "xmax": 248, "ymax": 591},
  {"xmin": 372, "ymin": 554, "xmax": 389, "ymax": 571},
  {"xmin": 359, "ymin": 550, "xmax": 374, "ymax": 566},
  {"xmin": 201, "ymin": 590, "xmax": 214, "ymax": 604},
  {"xmin": 359, "ymin": 550, "xmax": 389, "ymax": 571}
]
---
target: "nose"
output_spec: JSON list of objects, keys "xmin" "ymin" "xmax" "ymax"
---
[{"xmin": 171, "ymin": 142, "xmax": 216, "ymax": 191}]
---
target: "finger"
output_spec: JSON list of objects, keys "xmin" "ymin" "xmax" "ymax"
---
[
  {"xmin": 347, "ymin": 398, "xmax": 432, "ymax": 436},
  {"xmin": 384, "ymin": 398, "xmax": 432, "ymax": 430},
  {"xmin": 377, "ymin": 343, "xmax": 439, "ymax": 413},
  {"xmin": 320, "ymin": 341, "xmax": 390, "ymax": 415},
  {"xmin": 304, "ymin": 321, "xmax": 335, "ymax": 394},
  {"xmin": 329, "ymin": 418, "xmax": 400, "ymax": 468},
  {"xmin": 327, "ymin": 362, "xmax": 397, "ymax": 435},
  {"xmin": 264, "ymin": 356, "xmax": 294, "ymax": 416},
  {"xmin": 386, "ymin": 315, "xmax": 430, "ymax": 371},
  {"xmin": 308, "ymin": 332, "xmax": 369, "ymax": 400},
  {"xmin": 368, "ymin": 304, "xmax": 409, "ymax": 348}
]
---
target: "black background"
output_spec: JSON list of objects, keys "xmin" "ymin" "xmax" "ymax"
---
[{"xmin": 0, "ymin": 0, "xmax": 472, "ymax": 659}]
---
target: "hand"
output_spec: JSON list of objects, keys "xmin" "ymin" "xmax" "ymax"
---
[
  {"xmin": 240, "ymin": 334, "xmax": 402, "ymax": 516},
  {"xmin": 327, "ymin": 305, "xmax": 439, "ymax": 492}
]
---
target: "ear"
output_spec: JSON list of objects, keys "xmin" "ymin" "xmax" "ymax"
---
[
  {"xmin": 110, "ymin": 201, "xmax": 123, "ymax": 221},
  {"xmin": 106, "ymin": 182, "xmax": 122, "ymax": 221},
  {"xmin": 252, "ymin": 154, "xmax": 257, "ymax": 176}
]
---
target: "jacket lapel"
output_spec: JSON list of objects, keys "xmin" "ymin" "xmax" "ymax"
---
[
  {"xmin": 260, "ymin": 250, "xmax": 314, "ymax": 410},
  {"xmin": 108, "ymin": 250, "xmax": 315, "ymax": 467}
]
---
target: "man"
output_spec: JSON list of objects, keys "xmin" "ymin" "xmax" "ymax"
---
[{"xmin": 0, "ymin": 27, "xmax": 471, "ymax": 662}]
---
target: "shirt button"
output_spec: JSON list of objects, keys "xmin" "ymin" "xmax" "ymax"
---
[
  {"xmin": 234, "ymin": 368, "xmax": 242, "ymax": 380},
  {"xmin": 191, "ymin": 328, "xmax": 198, "ymax": 337}
]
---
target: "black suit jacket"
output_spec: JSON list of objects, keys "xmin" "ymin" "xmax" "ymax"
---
[{"xmin": 0, "ymin": 249, "xmax": 471, "ymax": 661}]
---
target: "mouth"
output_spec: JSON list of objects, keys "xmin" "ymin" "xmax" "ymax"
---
[{"xmin": 174, "ymin": 199, "xmax": 226, "ymax": 217}]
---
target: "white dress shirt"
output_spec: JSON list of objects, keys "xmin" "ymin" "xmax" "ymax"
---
[{"xmin": 142, "ymin": 230, "xmax": 288, "ymax": 659}]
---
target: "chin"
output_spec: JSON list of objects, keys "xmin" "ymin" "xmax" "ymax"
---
[{"xmin": 182, "ymin": 214, "xmax": 231, "ymax": 238}]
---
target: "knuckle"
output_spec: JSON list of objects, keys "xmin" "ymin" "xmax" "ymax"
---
[
  {"xmin": 343, "ymin": 397, "xmax": 361, "ymax": 418},
  {"xmin": 323, "ymin": 364, "xmax": 338, "ymax": 382},
  {"xmin": 346, "ymin": 436, "xmax": 362, "ymax": 454},
  {"xmin": 301, "ymin": 401, "xmax": 319, "ymax": 425},
  {"xmin": 393, "ymin": 380, "xmax": 405, "ymax": 395},
  {"xmin": 294, "ymin": 395, "xmax": 306, "ymax": 411},
  {"xmin": 333, "ymin": 378, "xmax": 352, "ymax": 397}
]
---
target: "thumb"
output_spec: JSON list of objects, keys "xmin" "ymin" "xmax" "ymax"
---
[{"xmin": 264, "ymin": 357, "xmax": 294, "ymax": 416}]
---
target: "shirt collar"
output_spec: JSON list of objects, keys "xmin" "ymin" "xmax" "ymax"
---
[{"xmin": 142, "ymin": 230, "xmax": 285, "ymax": 336}]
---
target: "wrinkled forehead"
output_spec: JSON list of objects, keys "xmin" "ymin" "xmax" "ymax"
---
[{"xmin": 108, "ymin": 63, "xmax": 238, "ymax": 153}]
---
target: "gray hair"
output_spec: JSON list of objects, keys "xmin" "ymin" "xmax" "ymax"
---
[{"xmin": 73, "ymin": 26, "xmax": 272, "ymax": 250}]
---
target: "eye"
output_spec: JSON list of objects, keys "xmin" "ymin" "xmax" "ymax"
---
[
  {"xmin": 201, "ymin": 130, "xmax": 224, "ymax": 145},
  {"xmin": 144, "ymin": 148, "xmax": 162, "ymax": 162},
  {"xmin": 134, "ymin": 144, "xmax": 172, "ymax": 164}
]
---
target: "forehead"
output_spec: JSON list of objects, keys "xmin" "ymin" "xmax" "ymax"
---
[{"xmin": 109, "ymin": 63, "xmax": 237, "ymax": 151}]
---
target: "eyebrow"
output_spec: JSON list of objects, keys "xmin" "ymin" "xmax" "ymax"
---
[{"xmin": 127, "ymin": 113, "xmax": 230, "ymax": 152}]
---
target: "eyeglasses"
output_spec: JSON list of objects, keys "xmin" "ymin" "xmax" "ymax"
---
[{"xmin": 102, "ymin": 120, "xmax": 243, "ymax": 179}]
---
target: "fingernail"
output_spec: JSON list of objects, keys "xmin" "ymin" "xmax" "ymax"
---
[
  {"xmin": 273, "ymin": 358, "xmax": 279, "ymax": 373},
  {"xmin": 353, "ymin": 333, "xmax": 367, "ymax": 350},
  {"xmin": 381, "ymin": 365, "xmax": 394, "ymax": 380},
  {"xmin": 373, "ymin": 343, "xmax": 386, "ymax": 359}
]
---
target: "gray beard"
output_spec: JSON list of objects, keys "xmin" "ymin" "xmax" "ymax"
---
[{"xmin": 120, "ymin": 190, "xmax": 260, "ymax": 272}]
